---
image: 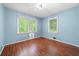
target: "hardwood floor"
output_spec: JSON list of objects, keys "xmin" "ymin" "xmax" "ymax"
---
[{"xmin": 1, "ymin": 37, "xmax": 79, "ymax": 56}]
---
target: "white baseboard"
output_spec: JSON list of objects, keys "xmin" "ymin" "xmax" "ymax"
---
[
  {"xmin": 0, "ymin": 37, "xmax": 39, "ymax": 55},
  {"xmin": 0, "ymin": 37, "xmax": 43, "ymax": 55},
  {"xmin": 45, "ymin": 37, "xmax": 79, "ymax": 48},
  {"xmin": 0, "ymin": 45, "xmax": 5, "ymax": 55},
  {"xmin": 1, "ymin": 37, "xmax": 79, "ymax": 54},
  {"xmin": 5, "ymin": 37, "xmax": 79, "ymax": 48},
  {"xmin": 4, "ymin": 37, "xmax": 39, "ymax": 46}
]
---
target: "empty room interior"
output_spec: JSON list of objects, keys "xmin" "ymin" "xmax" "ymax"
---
[{"xmin": 0, "ymin": 3, "xmax": 79, "ymax": 56}]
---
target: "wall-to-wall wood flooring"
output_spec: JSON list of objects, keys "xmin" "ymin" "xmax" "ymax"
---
[{"xmin": 1, "ymin": 37, "xmax": 79, "ymax": 56}]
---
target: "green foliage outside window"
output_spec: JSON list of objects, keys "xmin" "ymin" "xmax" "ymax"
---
[
  {"xmin": 28, "ymin": 20, "xmax": 36, "ymax": 32},
  {"xmin": 18, "ymin": 16, "xmax": 36, "ymax": 33},
  {"xmin": 49, "ymin": 18, "xmax": 57, "ymax": 33}
]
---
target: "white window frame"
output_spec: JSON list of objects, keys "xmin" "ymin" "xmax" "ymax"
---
[
  {"xmin": 48, "ymin": 17, "xmax": 58, "ymax": 33},
  {"xmin": 17, "ymin": 16, "xmax": 37, "ymax": 34},
  {"xmin": 28, "ymin": 19, "xmax": 37, "ymax": 33}
]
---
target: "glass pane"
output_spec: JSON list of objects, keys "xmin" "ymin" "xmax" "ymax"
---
[
  {"xmin": 49, "ymin": 18, "xmax": 57, "ymax": 32},
  {"xmin": 28, "ymin": 20, "xmax": 36, "ymax": 32},
  {"xmin": 19, "ymin": 16, "xmax": 28, "ymax": 33}
]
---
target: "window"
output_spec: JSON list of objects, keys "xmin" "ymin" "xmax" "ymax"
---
[
  {"xmin": 48, "ymin": 17, "xmax": 58, "ymax": 33},
  {"xmin": 28, "ymin": 19, "xmax": 36, "ymax": 32},
  {"xmin": 17, "ymin": 16, "xmax": 37, "ymax": 34}
]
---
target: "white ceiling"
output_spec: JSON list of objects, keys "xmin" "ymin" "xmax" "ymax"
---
[{"xmin": 3, "ymin": 3, "xmax": 79, "ymax": 18}]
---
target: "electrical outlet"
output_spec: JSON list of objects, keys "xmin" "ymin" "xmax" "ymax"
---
[{"xmin": 53, "ymin": 37, "xmax": 56, "ymax": 39}]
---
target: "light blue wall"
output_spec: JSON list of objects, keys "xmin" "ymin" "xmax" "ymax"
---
[
  {"xmin": 77, "ymin": 6, "xmax": 79, "ymax": 43},
  {"xmin": 0, "ymin": 4, "xmax": 4, "ymax": 51},
  {"xmin": 42, "ymin": 6, "xmax": 79, "ymax": 45},
  {"xmin": 4, "ymin": 7, "xmax": 42, "ymax": 44},
  {"xmin": 0, "ymin": 4, "xmax": 79, "ymax": 47}
]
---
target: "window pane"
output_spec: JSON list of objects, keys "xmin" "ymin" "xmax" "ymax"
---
[
  {"xmin": 19, "ymin": 16, "xmax": 28, "ymax": 33},
  {"xmin": 49, "ymin": 18, "xmax": 57, "ymax": 32},
  {"xmin": 29, "ymin": 20, "xmax": 36, "ymax": 32},
  {"xmin": 18, "ymin": 16, "xmax": 36, "ymax": 33}
]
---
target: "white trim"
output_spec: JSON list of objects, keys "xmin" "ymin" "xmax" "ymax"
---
[
  {"xmin": 17, "ymin": 15, "xmax": 37, "ymax": 34},
  {"xmin": 4, "ymin": 37, "xmax": 79, "ymax": 48},
  {"xmin": 1, "ymin": 37, "xmax": 79, "ymax": 55},
  {"xmin": 28, "ymin": 18, "xmax": 37, "ymax": 33},
  {"xmin": 0, "ymin": 45, "xmax": 5, "ymax": 55},
  {"xmin": 48, "ymin": 16, "xmax": 58, "ymax": 33},
  {"xmin": 4, "ymin": 37, "xmax": 39, "ymax": 46},
  {"xmin": 45, "ymin": 37, "xmax": 79, "ymax": 48},
  {"xmin": 17, "ymin": 16, "xmax": 29, "ymax": 34}
]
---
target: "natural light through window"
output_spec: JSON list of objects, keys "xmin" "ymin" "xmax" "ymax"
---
[
  {"xmin": 17, "ymin": 16, "xmax": 37, "ymax": 34},
  {"xmin": 48, "ymin": 17, "xmax": 58, "ymax": 33}
]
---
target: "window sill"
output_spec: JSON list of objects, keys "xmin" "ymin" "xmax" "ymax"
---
[{"xmin": 17, "ymin": 32, "xmax": 37, "ymax": 35}]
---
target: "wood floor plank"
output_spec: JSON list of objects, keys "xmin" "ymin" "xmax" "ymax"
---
[{"xmin": 1, "ymin": 37, "xmax": 79, "ymax": 56}]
